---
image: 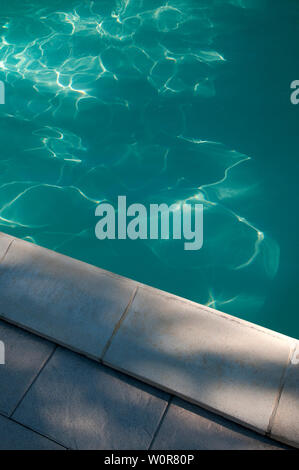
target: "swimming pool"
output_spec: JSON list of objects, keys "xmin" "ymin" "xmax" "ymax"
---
[{"xmin": 0, "ymin": 0, "xmax": 298, "ymax": 338}]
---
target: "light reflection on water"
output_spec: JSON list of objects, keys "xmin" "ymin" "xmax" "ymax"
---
[{"xmin": 0, "ymin": 0, "xmax": 298, "ymax": 337}]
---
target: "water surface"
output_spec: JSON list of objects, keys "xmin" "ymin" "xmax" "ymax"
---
[{"xmin": 0, "ymin": 0, "xmax": 298, "ymax": 337}]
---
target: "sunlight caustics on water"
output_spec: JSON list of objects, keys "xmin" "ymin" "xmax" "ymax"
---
[{"xmin": 0, "ymin": 0, "xmax": 298, "ymax": 337}]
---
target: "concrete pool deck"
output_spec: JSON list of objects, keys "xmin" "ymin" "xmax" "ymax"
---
[
  {"xmin": 0, "ymin": 319, "xmax": 289, "ymax": 450},
  {"xmin": 0, "ymin": 231, "xmax": 298, "ymax": 449}
]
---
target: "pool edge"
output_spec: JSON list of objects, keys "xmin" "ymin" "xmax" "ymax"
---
[{"xmin": 0, "ymin": 231, "xmax": 298, "ymax": 448}]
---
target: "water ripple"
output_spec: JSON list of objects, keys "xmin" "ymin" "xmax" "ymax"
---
[{"xmin": 0, "ymin": 0, "xmax": 280, "ymax": 322}]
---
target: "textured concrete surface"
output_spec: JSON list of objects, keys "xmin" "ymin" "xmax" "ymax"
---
[
  {"xmin": 0, "ymin": 233, "xmax": 13, "ymax": 262},
  {"xmin": 0, "ymin": 234, "xmax": 298, "ymax": 448},
  {"xmin": 0, "ymin": 238, "xmax": 136, "ymax": 359},
  {"xmin": 13, "ymin": 347, "xmax": 169, "ymax": 450},
  {"xmin": 0, "ymin": 414, "xmax": 64, "ymax": 450},
  {"xmin": 104, "ymin": 286, "xmax": 293, "ymax": 434},
  {"xmin": 152, "ymin": 398, "xmax": 288, "ymax": 450},
  {"xmin": 271, "ymin": 342, "xmax": 299, "ymax": 447},
  {"xmin": 0, "ymin": 319, "xmax": 54, "ymax": 416},
  {"xmin": 0, "ymin": 318, "xmax": 292, "ymax": 450}
]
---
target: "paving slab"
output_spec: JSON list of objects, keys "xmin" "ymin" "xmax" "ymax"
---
[
  {"xmin": 0, "ymin": 233, "xmax": 13, "ymax": 263},
  {"xmin": 0, "ymin": 232, "xmax": 298, "ymax": 448},
  {"xmin": 0, "ymin": 238, "xmax": 136, "ymax": 360},
  {"xmin": 104, "ymin": 286, "xmax": 293, "ymax": 434},
  {"xmin": 152, "ymin": 397, "xmax": 289, "ymax": 450},
  {"xmin": 0, "ymin": 414, "xmax": 64, "ymax": 450},
  {"xmin": 13, "ymin": 347, "xmax": 169, "ymax": 450},
  {"xmin": 0, "ymin": 320, "xmax": 54, "ymax": 416},
  {"xmin": 270, "ymin": 342, "xmax": 299, "ymax": 447}
]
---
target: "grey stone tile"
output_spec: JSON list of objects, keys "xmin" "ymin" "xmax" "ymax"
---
[
  {"xmin": 0, "ymin": 233, "xmax": 13, "ymax": 262},
  {"xmin": 152, "ymin": 398, "xmax": 289, "ymax": 450},
  {"xmin": 271, "ymin": 342, "xmax": 299, "ymax": 448},
  {"xmin": 13, "ymin": 347, "xmax": 169, "ymax": 450},
  {"xmin": 104, "ymin": 286, "xmax": 292, "ymax": 434},
  {"xmin": 0, "ymin": 238, "xmax": 136, "ymax": 360},
  {"xmin": 0, "ymin": 414, "xmax": 64, "ymax": 450},
  {"xmin": 0, "ymin": 320, "xmax": 55, "ymax": 416}
]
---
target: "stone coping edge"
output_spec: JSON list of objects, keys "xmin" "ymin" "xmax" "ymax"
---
[{"xmin": 0, "ymin": 232, "xmax": 298, "ymax": 448}]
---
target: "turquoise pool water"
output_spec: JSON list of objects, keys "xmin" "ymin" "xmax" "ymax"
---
[{"xmin": 0, "ymin": 0, "xmax": 298, "ymax": 338}]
